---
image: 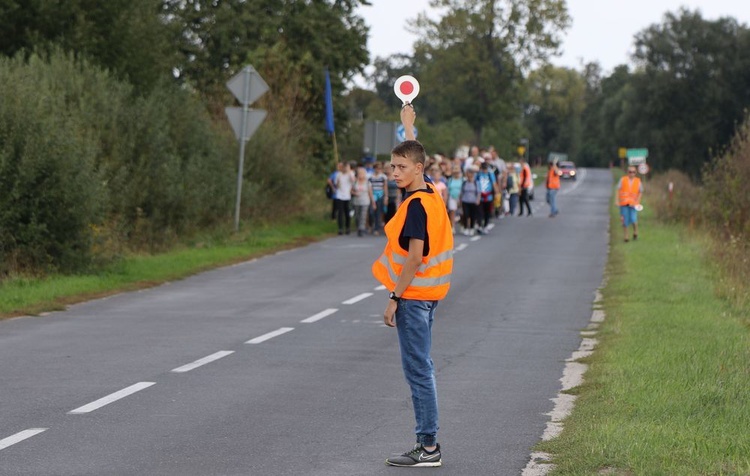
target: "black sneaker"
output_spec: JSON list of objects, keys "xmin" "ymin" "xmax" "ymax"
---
[{"xmin": 385, "ymin": 444, "xmax": 442, "ymax": 467}]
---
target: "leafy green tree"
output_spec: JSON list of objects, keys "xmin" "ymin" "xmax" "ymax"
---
[
  {"xmin": 0, "ymin": 0, "xmax": 174, "ymax": 90},
  {"xmin": 417, "ymin": 117, "xmax": 475, "ymax": 156},
  {"xmin": 523, "ymin": 65, "xmax": 586, "ymax": 162},
  {"xmin": 591, "ymin": 66, "xmax": 637, "ymax": 162},
  {"xmin": 164, "ymin": 0, "xmax": 369, "ymax": 97},
  {"xmin": 163, "ymin": 0, "xmax": 371, "ymax": 170},
  {"xmin": 628, "ymin": 8, "xmax": 750, "ymax": 176},
  {"xmin": 409, "ymin": 0, "xmax": 571, "ymax": 142}
]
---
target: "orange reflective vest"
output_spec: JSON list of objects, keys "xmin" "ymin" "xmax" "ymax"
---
[
  {"xmin": 521, "ymin": 163, "xmax": 533, "ymax": 189},
  {"xmin": 372, "ymin": 183, "xmax": 453, "ymax": 301},
  {"xmin": 618, "ymin": 176, "xmax": 642, "ymax": 206},
  {"xmin": 546, "ymin": 168, "xmax": 560, "ymax": 190}
]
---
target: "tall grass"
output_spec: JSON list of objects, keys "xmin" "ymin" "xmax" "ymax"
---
[
  {"xmin": 701, "ymin": 114, "xmax": 750, "ymax": 307},
  {"xmin": 538, "ymin": 197, "xmax": 750, "ymax": 475},
  {"xmin": 645, "ymin": 114, "xmax": 750, "ymax": 307}
]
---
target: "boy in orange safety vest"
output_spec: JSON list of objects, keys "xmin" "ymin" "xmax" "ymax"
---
[
  {"xmin": 617, "ymin": 166, "xmax": 644, "ymax": 242},
  {"xmin": 371, "ymin": 104, "xmax": 453, "ymax": 468}
]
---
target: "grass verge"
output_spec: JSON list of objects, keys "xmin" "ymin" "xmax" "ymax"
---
[
  {"xmin": 0, "ymin": 216, "xmax": 336, "ymax": 319},
  {"xmin": 538, "ymin": 195, "xmax": 750, "ymax": 474}
]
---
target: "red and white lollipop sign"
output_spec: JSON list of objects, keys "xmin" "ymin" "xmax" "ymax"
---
[{"xmin": 394, "ymin": 75, "xmax": 420, "ymax": 106}]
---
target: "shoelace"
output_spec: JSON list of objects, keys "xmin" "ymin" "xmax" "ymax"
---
[{"xmin": 403, "ymin": 445, "xmax": 423, "ymax": 457}]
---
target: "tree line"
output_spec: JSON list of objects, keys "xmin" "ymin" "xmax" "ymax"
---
[
  {"xmin": 2, "ymin": 1, "xmax": 748, "ymax": 276},
  {"xmin": 350, "ymin": 6, "xmax": 750, "ymax": 179}
]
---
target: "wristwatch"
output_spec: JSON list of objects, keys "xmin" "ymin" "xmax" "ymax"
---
[{"xmin": 389, "ymin": 291, "xmax": 401, "ymax": 302}]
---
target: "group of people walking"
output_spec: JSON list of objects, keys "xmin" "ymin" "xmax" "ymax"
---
[
  {"xmin": 327, "ymin": 160, "xmax": 398, "ymax": 236},
  {"xmin": 327, "ymin": 146, "xmax": 564, "ymax": 237}
]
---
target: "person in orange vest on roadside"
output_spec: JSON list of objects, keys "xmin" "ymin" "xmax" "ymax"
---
[
  {"xmin": 618, "ymin": 165, "xmax": 644, "ymax": 242},
  {"xmin": 371, "ymin": 104, "xmax": 453, "ymax": 468},
  {"xmin": 546, "ymin": 159, "xmax": 561, "ymax": 217},
  {"xmin": 518, "ymin": 157, "xmax": 533, "ymax": 216}
]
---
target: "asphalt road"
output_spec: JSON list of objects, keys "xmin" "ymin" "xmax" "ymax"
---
[{"xmin": 0, "ymin": 168, "xmax": 611, "ymax": 476}]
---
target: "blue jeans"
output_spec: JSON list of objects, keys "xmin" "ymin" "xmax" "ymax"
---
[
  {"xmin": 547, "ymin": 189, "xmax": 558, "ymax": 215},
  {"xmin": 395, "ymin": 299, "xmax": 439, "ymax": 447},
  {"xmin": 509, "ymin": 193, "xmax": 519, "ymax": 215},
  {"xmin": 620, "ymin": 205, "xmax": 637, "ymax": 227}
]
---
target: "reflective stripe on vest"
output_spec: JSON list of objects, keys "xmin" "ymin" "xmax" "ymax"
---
[
  {"xmin": 618, "ymin": 177, "xmax": 641, "ymax": 206},
  {"xmin": 376, "ymin": 254, "xmax": 452, "ymax": 287},
  {"xmin": 371, "ymin": 183, "xmax": 453, "ymax": 301},
  {"xmin": 390, "ymin": 248, "xmax": 454, "ymax": 274}
]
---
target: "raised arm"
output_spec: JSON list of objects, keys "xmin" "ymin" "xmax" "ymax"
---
[{"xmin": 401, "ymin": 105, "xmax": 416, "ymax": 141}]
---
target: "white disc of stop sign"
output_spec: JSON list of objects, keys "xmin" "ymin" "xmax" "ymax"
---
[
  {"xmin": 394, "ymin": 75, "xmax": 420, "ymax": 105},
  {"xmin": 637, "ymin": 163, "xmax": 650, "ymax": 175}
]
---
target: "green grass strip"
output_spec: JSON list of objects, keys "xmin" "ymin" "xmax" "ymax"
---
[
  {"xmin": 0, "ymin": 217, "xmax": 336, "ymax": 318},
  {"xmin": 539, "ymin": 201, "xmax": 750, "ymax": 475}
]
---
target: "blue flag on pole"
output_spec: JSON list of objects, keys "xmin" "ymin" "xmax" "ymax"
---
[{"xmin": 324, "ymin": 68, "xmax": 335, "ymax": 134}]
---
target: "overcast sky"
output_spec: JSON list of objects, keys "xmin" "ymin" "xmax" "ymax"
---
[{"xmin": 356, "ymin": 0, "xmax": 749, "ymax": 75}]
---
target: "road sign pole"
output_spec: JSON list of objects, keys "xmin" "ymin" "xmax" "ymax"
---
[
  {"xmin": 234, "ymin": 68, "xmax": 251, "ymax": 232},
  {"xmin": 226, "ymin": 66, "xmax": 269, "ymax": 232}
]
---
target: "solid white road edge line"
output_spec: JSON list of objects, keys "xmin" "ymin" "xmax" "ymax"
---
[
  {"xmin": 521, "ymin": 284, "xmax": 605, "ymax": 476},
  {"xmin": 301, "ymin": 308, "xmax": 338, "ymax": 324},
  {"xmin": 0, "ymin": 428, "xmax": 48, "ymax": 451},
  {"xmin": 245, "ymin": 327, "xmax": 294, "ymax": 344},
  {"xmin": 68, "ymin": 382, "xmax": 156, "ymax": 414},
  {"xmin": 342, "ymin": 293, "xmax": 372, "ymax": 305},
  {"xmin": 171, "ymin": 351, "xmax": 234, "ymax": 373}
]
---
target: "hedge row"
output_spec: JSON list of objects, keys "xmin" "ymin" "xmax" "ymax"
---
[{"xmin": 0, "ymin": 51, "xmax": 314, "ymax": 275}]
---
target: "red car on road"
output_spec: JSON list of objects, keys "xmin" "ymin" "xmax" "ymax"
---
[{"xmin": 558, "ymin": 161, "xmax": 577, "ymax": 180}]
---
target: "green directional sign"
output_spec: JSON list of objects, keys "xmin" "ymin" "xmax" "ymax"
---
[{"xmin": 626, "ymin": 148, "xmax": 648, "ymax": 165}]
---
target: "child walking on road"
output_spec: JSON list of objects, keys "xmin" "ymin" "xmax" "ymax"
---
[
  {"xmin": 372, "ymin": 104, "xmax": 454, "ymax": 468},
  {"xmin": 352, "ymin": 166, "xmax": 374, "ymax": 237}
]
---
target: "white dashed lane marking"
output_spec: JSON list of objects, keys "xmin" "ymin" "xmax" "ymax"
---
[
  {"xmin": 245, "ymin": 327, "xmax": 295, "ymax": 344},
  {"xmin": 171, "ymin": 351, "xmax": 234, "ymax": 373},
  {"xmin": 0, "ymin": 428, "xmax": 47, "ymax": 451},
  {"xmin": 342, "ymin": 293, "xmax": 373, "ymax": 305},
  {"xmin": 301, "ymin": 308, "xmax": 338, "ymax": 323},
  {"xmin": 68, "ymin": 382, "xmax": 156, "ymax": 414}
]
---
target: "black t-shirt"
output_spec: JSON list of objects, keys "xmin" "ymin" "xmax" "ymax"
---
[{"xmin": 399, "ymin": 187, "xmax": 432, "ymax": 256}]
